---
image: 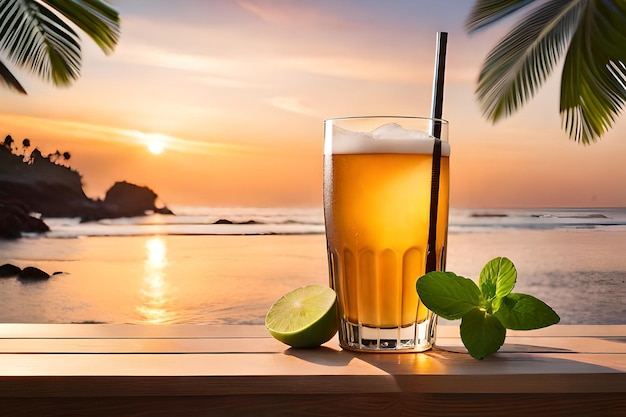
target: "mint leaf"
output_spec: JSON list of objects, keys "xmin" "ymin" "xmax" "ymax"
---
[
  {"xmin": 416, "ymin": 271, "xmax": 481, "ymax": 320},
  {"xmin": 415, "ymin": 257, "xmax": 560, "ymax": 360},
  {"xmin": 494, "ymin": 293, "xmax": 561, "ymax": 330},
  {"xmin": 460, "ymin": 308, "xmax": 506, "ymax": 360},
  {"xmin": 478, "ymin": 257, "xmax": 517, "ymax": 305}
]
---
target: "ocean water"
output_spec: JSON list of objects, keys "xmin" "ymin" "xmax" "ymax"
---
[
  {"xmin": 37, "ymin": 206, "xmax": 626, "ymax": 238},
  {"xmin": 41, "ymin": 206, "xmax": 326, "ymax": 238},
  {"xmin": 1, "ymin": 207, "xmax": 625, "ymax": 325}
]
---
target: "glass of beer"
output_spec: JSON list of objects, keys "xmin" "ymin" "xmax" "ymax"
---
[{"xmin": 323, "ymin": 116, "xmax": 450, "ymax": 352}]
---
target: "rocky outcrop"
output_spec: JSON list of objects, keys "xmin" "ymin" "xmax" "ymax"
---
[
  {"xmin": 0, "ymin": 263, "xmax": 63, "ymax": 282},
  {"xmin": 0, "ymin": 263, "xmax": 22, "ymax": 277},
  {"xmin": 0, "ymin": 198, "xmax": 50, "ymax": 239},
  {"xmin": 0, "ymin": 178, "xmax": 102, "ymax": 219},
  {"xmin": 0, "ymin": 141, "xmax": 174, "ymax": 238},
  {"xmin": 213, "ymin": 218, "xmax": 261, "ymax": 225},
  {"xmin": 17, "ymin": 266, "xmax": 50, "ymax": 281},
  {"xmin": 103, "ymin": 181, "xmax": 174, "ymax": 218}
]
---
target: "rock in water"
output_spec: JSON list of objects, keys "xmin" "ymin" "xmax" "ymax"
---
[
  {"xmin": 0, "ymin": 263, "xmax": 21, "ymax": 277},
  {"xmin": 18, "ymin": 266, "xmax": 50, "ymax": 281},
  {"xmin": 104, "ymin": 181, "xmax": 173, "ymax": 218},
  {"xmin": 0, "ymin": 199, "xmax": 50, "ymax": 239}
]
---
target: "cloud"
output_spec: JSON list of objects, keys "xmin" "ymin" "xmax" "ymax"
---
[
  {"xmin": 122, "ymin": 129, "xmax": 253, "ymax": 155},
  {"xmin": 198, "ymin": 74, "xmax": 264, "ymax": 89},
  {"xmin": 0, "ymin": 114, "xmax": 250, "ymax": 156},
  {"xmin": 116, "ymin": 43, "xmax": 233, "ymax": 72},
  {"xmin": 279, "ymin": 55, "xmax": 430, "ymax": 83},
  {"xmin": 237, "ymin": 0, "xmax": 352, "ymax": 28},
  {"xmin": 109, "ymin": 9, "xmax": 440, "ymax": 88},
  {"xmin": 266, "ymin": 96, "xmax": 315, "ymax": 116}
]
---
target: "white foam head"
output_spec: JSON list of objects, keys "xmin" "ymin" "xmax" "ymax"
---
[{"xmin": 324, "ymin": 122, "xmax": 450, "ymax": 156}]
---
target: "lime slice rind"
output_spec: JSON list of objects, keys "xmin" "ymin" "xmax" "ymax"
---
[{"xmin": 265, "ymin": 284, "xmax": 338, "ymax": 348}]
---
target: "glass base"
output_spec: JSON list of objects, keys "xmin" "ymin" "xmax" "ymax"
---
[{"xmin": 338, "ymin": 317, "xmax": 436, "ymax": 352}]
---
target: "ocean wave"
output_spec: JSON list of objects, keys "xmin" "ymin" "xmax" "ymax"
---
[
  {"xmin": 532, "ymin": 213, "xmax": 610, "ymax": 219},
  {"xmin": 42, "ymin": 221, "xmax": 325, "ymax": 238},
  {"xmin": 450, "ymin": 207, "xmax": 626, "ymax": 232},
  {"xmin": 38, "ymin": 207, "xmax": 626, "ymax": 238}
]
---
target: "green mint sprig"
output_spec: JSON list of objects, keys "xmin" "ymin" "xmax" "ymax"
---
[{"xmin": 416, "ymin": 257, "xmax": 560, "ymax": 359}]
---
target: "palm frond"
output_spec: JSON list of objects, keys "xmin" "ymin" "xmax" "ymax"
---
[
  {"xmin": 42, "ymin": 0, "xmax": 120, "ymax": 55},
  {"xmin": 466, "ymin": 0, "xmax": 536, "ymax": 32},
  {"xmin": 560, "ymin": 0, "xmax": 626, "ymax": 143},
  {"xmin": 0, "ymin": 0, "xmax": 81, "ymax": 86},
  {"xmin": 475, "ymin": 0, "xmax": 584, "ymax": 123},
  {"xmin": 0, "ymin": 58, "xmax": 26, "ymax": 93}
]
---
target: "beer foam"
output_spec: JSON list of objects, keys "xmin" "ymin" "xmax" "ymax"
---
[{"xmin": 325, "ymin": 123, "xmax": 451, "ymax": 156}]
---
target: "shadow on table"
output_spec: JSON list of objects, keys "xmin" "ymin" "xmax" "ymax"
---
[{"xmin": 284, "ymin": 345, "xmax": 355, "ymax": 367}]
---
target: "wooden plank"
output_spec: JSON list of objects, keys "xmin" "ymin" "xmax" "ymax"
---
[
  {"xmin": 0, "ymin": 323, "xmax": 269, "ymax": 339},
  {"xmin": 1, "ymin": 348, "xmax": 625, "ymax": 391},
  {"xmin": 0, "ymin": 336, "xmax": 289, "ymax": 353},
  {"xmin": 1, "ymin": 335, "xmax": 625, "ymax": 354},
  {"xmin": 0, "ymin": 366, "xmax": 625, "ymax": 397},
  {"xmin": 501, "ymin": 324, "xmax": 626, "ymax": 338},
  {"xmin": 1, "ymin": 323, "xmax": 624, "ymax": 339},
  {"xmin": 1, "ymin": 324, "xmax": 625, "ymax": 416},
  {"xmin": 0, "ymin": 395, "xmax": 402, "ymax": 417},
  {"xmin": 0, "ymin": 351, "xmax": 385, "ymax": 378},
  {"xmin": 436, "ymin": 336, "xmax": 626, "ymax": 354},
  {"xmin": 1, "ymin": 393, "xmax": 625, "ymax": 417}
]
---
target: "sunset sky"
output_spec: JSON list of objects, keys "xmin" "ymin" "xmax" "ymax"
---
[{"xmin": 1, "ymin": 0, "xmax": 626, "ymax": 209}]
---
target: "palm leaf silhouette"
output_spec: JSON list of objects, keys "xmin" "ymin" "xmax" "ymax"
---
[
  {"xmin": 0, "ymin": 0, "xmax": 119, "ymax": 94},
  {"xmin": 0, "ymin": 58, "xmax": 26, "ymax": 93},
  {"xmin": 467, "ymin": 0, "xmax": 626, "ymax": 144}
]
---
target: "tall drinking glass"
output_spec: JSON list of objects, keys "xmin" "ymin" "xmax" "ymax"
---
[{"xmin": 323, "ymin": 116, "xmax": 450, "ymax": 352}]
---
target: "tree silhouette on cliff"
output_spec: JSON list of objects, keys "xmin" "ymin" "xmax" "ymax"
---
[{"xmin": 2, "ymin": 135, "xmax": 14, "ymax": 150}]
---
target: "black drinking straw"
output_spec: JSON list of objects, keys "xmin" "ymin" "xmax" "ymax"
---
[{"xmin": 425, "ymin": 31, "xmax": 448, "ymax": 273}]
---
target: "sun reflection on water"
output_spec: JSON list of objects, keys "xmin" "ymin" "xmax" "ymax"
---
[{"xmin": 136, "ymin": 236, "xmax": 176, "ymax": 324}]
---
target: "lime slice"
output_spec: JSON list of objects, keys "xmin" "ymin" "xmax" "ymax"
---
[{"xmin": 265, "ymin": 284, "xmax": 338, "ymax": 348}]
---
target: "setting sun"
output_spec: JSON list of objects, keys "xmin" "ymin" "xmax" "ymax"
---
[
  {"xmin": 147, "ymin": 140, "xmax": 165, "ymax": 155},
  {"xmin": 131, "ymin": 131, "xmax": 168, "ymax": 155}
]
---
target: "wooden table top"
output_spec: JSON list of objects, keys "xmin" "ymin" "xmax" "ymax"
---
[{"xmin": 1, "ymin": 324, "xmax": 625, "ymax": 416}]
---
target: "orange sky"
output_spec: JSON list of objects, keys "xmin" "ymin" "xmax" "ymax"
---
[{"xmin": 1, "ymin": 0, "xmax": 625, "ymax": 208}]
